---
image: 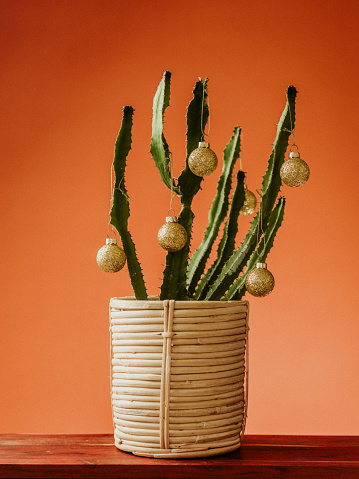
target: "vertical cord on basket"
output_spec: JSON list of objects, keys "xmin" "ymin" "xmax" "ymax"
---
[
  {"xmin": 160, "ymin": 300, "xmax": 174, "ymax": 450},
  {"xmin": 109, "ymin": 304, "xmax": 117, "ymax": 440},
  {"xmin": 164, "ymin": 300, "xmax": 175, "ymax": 449},
  {"xmin": 240, "ymin": 301, "xmax": 250, "ymax": 441},
  {"xmin": 160, "ymin": 300, "xmax": 169, "ymax": 449}
]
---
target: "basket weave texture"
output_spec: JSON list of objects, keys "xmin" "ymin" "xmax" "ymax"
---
[{"xmin": 110, "ymin": 297, "xmax": 249, "ymax": 458}]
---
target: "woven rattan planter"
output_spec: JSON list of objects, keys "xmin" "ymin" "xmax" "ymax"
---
[{"xmin": 109, "ymin": 297, "xmax": 249, "ymax": 458}]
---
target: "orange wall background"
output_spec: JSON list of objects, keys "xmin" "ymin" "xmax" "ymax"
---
[{"xmin": 1, "ymin": 0, "xmax": 359, "ymax": 435}]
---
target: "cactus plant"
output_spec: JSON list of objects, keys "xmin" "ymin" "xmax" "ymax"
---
[
  {"xmin": 109, "ymin": 72, "xmax": 298, "ymax": 301},
  {"xmin": 110, "ymin": 106, "xmax": 147, "ymax": 300}
]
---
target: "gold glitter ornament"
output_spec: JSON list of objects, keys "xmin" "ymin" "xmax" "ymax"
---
[
  {"xmin": 280, "ymin": 151, "xmax": 310, "ymax": 187},
  {"xmin": 158, "ymin": 216, "xmax": 187, "ymax": 252},
  {"xmin": 239, "ymin": 185, "xmax": 257, "ymax": 216},
  {"xmin": 96, "ymin": 238, "xmax": 126, "ymax": 273},
  {"xmin": 245, "ymin": 262, "xmax": 275, "ymax": 297},
  {"xmin": 188, "ymin": 142, "xmax": 218, "ymax": 177}
]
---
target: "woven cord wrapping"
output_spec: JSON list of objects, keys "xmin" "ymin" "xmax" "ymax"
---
[
  {"xmin": 241, "ymin": 311, "xmax": 250, "ymax": 441},
  {"xmin": 109, "ymin": 298, "xmax": 249, "ymax": 457},
  {"xmin": 109, "ymin": 302, "xmax": 116, "ymax": 436},
  {"xmin": 160, "ymin": 299, "xmax": 175, "ymax": 449}
]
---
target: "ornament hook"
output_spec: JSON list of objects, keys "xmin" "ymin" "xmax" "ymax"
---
[
  {"xmin": 106, "ymin": 228, "xmax": 117, "ymax": 239},
  {"xmin": 168, "ymin": 208, "xmax": 176, "ymax": 217},
  {"xmin": 289, "ymin": 143, "xmax": 299, "ymax": 153}
]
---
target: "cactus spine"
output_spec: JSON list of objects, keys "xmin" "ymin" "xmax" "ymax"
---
[{"xmin": 109, "ymin": 74, "xmax": 297, "ymax": 301}]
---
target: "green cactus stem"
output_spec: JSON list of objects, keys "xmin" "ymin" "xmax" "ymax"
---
[
  {"xmin": 261, "ymin": 86, "xmax": 297, "ymax": 213},
  {"xmin": 177, "ymin": 78, "xmax": 208, "ymax": 204},
  {"xmin": 187, "ymin": 127, "xmax": 242, "ymax": 297},
  {"xmin": 157, "ymin": 78, "xmax": 209, "ymax": 300},
  {"xmin": 110, "ymin": 106, "xmax": 147, "ymax": 300},
  {"xmin": 223, "ymin": 196, "xmax": 285, "ymax": 300},
  {"xmin": 109, "ymin": 76, "xmax": 298, "ymax": 303},
  {"xmin": 203, "ymin": 86, "xmax": 297, "ymax": 300},
  {"xmin": 159, "ymin": 206, "xmax": 193, "ymax": 300},
  {"xmin": 194, "ymin": 170, "xmax": 245, "ymax": 300},
  {"xmin": 150, "ymin": 71, "xmax": 179, "ymax": 194}
]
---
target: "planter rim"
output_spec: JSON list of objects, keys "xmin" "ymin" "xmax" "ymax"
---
[{"xmin": 111, "ymin": 296, "xmax": 249, "ymax": 304}]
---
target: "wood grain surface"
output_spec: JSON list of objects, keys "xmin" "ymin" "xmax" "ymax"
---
[{"xmin": 0, "ymin": 434, "xmax": 358, "ymax": 478}]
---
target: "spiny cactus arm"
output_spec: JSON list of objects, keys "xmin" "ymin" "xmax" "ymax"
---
[
  {"xmin": 187, "ymin": 127, "xmax": 242, "ymax": 297},
  {"xmin": 150, "ymin": 71, "xmax": 180, "ymax": 194},
  {"xmin": 159, "ymin": 207, "xmax": 194, "ymax": 300},
  {"xmin": 203, "ymin": 86, "xmax": 296, "ymax": 300},
  {"xmin": 194, "ymin": 170, "xmax": 245, "ymax": 300},
  {"xmin": 223, "ymin": 197, "xmax": 285, "ymax": 300},
  {"xmin": 177, "ymin": 78, "xmax": 209, "ymax": 204},
  {"xmin": 160, "ymin": 79, "xmax": 209, "ymax": 300},
  {"xmin": 261, "ymin": 86, "xmax": 297, "ymax": 213},
  {"xmin": 211, "ymin": 170, "xmax": 246, "ymax": 266},
  {"xmin": 110, "ymin": 106, "xmax": 147, "ymax": 300},
  {"xmin": 204, "ymin": 197, "xmax": 285, "ymax": 301},
  {"xmin": 203, "ymin": 211, "xmax": 260, "ymax": 300}
]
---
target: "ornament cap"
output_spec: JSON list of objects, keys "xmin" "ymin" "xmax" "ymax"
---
[
  {"xmin": 256, "ymin": 262, "xmax": 267, "ymax": 269},
  {"xmin": 106, "ymin": 238, "xmax": 117, "ymax": 245},
  {"xmin": 166, "ymin": 216, "xmax": 178, "ymax": 223},
  {"xmin": 198, "ymin": 141, "xmax": 210, "ymax": 148},
  {"xmin": 289, "ymin": 151, "xmax": 300, "ymax": 159}
]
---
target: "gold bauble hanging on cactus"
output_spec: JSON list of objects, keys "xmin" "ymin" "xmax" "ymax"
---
[
  {"xmin": 158, "ymin": 216, "xmax": 188, "ymax": 252},
  {"xmin": 239, "ymin": 185, "xmax": 257, "ymax": 216},
  {"xmin": 280, "ymin": 151, "xmax": 310, "ymax": 187},
  {"xmin": 97, "ymin": 238, "xmax": 126, "ymax": 273},
  {"xmin": 245, "ymin": 262, "xmax": 275, "ymax": 297},
  {"xmin": 188, "ymin": 141, "xmax": 218, "ymax": 177}
]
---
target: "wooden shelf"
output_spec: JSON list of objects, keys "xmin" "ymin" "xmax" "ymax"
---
[{"xmin": 0, "ymin": 434, "xmax": 358, "ymax": 478}]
